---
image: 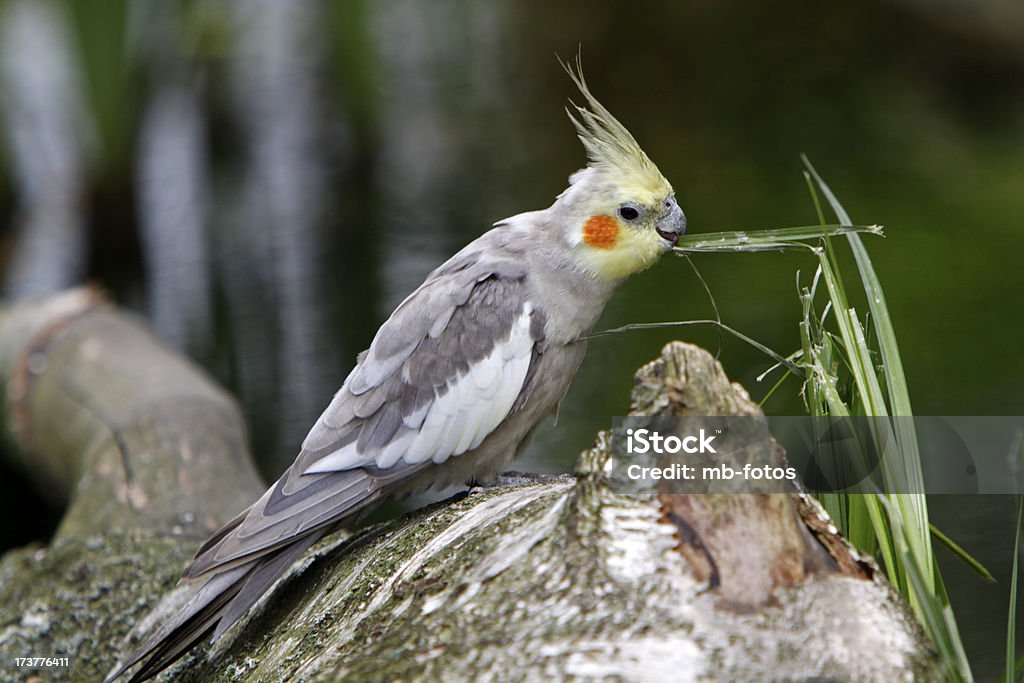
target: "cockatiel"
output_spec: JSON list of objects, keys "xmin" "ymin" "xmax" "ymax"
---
[{"xmin": 107, "ymin": 62, "xmax": 686, "ymax": 682}]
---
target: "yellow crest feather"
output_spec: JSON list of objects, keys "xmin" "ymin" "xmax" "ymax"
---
[{"xmin": 561, "ymin": 57, "xmax": 672, "ymax": 201}]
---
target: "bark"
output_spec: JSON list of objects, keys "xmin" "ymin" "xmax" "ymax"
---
[{"xmin": 0, "ymin": 289, "xmax": 939, "ymax": 682}]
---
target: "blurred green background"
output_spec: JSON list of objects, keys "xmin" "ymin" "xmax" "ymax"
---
[{"xmin": 0, "ymin": 0, "xmax": 1021, "ymax": 678}]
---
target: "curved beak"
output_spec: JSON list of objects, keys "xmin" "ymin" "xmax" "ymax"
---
[{"xmin": 655, "ymin": 197, "xmax": 687, "ymax": 246}]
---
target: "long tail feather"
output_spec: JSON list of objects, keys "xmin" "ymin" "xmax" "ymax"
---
[
  {"xmin": 107, "ymin": 530, "xmax": 325, "ymax": 682},
  {"xmin": 106, "ymin": 565, "xmax": 249, "ymax": 682}
]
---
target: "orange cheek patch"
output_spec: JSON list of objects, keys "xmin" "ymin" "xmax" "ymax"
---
[{"xmin": 583, "ymin": 215, "xmax": 619, "ymax": 249}]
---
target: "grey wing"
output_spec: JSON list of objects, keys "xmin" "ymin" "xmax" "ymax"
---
[
  {"xmin": 107, "ymin": 247, "xmax": 545, "ymax": 682},
  {"xmin": 183, "ymin": 256, "xmax": 543, "ymax": 579}
]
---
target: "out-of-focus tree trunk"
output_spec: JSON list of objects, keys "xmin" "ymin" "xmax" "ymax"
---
[
  {"xmin": 369, "ymin": 0, "xmax": 512, "ymax": 313},
  {"xmin": 132, "ymin": 1, "xmax": 213, "ymax": 356},
  {"xmin": 0, "ymin": 290, "xmax": 939, "ymax": 682},
  {"xmin": 0, "ymin": 0, "xmax": 91, "ymax": 298},
  {"xmin": 221, "ymin": 0, "xmax": 340, "ymax": 467}
]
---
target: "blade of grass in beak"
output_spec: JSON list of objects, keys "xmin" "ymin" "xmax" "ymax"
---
[{"xmin": 673, "ymin": 224, "xmax": 883, "ymax": 253}]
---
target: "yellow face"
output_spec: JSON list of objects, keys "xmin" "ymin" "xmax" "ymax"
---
[
  {"xmin": 558, "ymin": 63, "xmax": 685, "ymax": 280},
  {"xmin": 575, "ymin": 188, "xmax": 686, "ymax": 281}
]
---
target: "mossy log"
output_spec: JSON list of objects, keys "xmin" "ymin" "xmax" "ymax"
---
[{"xmin": 0, "ymin": 289, "xmax": 939, "ymax": 682}]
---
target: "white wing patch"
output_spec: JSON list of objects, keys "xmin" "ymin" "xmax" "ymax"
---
[{"xmin": 304, "ymin": 304, "xmax": 535, "ymax": 474}]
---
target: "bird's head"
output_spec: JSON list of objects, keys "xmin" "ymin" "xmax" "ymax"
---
[{"xmin": 555, "ymin": 61, "xmax": 685, "ymax": 281}]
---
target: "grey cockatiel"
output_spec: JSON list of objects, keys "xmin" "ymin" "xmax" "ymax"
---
[{"xmin": 107, "ymin": 64, "xmax": 686, "ymax": 682}]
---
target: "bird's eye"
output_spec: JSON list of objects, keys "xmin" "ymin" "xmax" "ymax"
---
[{"xmin": 618, "ymin": 204, "xmax": 641, "ymax": 222}]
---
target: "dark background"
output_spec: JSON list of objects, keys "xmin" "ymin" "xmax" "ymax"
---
[{"xmin": 0, "ymin": 1, "xmax": 1021, "ymax": 678}]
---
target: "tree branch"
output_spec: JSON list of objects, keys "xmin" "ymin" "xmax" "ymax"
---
[{"xmin": 0, "ymin": 289, "xmax": 939, "ymax": 682}]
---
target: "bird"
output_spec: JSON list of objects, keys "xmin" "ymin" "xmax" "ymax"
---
[{"xmin": 106, "ymin": 60, "xmax": 686, "ymax": 682}]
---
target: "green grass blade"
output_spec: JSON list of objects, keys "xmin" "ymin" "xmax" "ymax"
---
[
  {"xmin": 1008, "ymin": 500, "xmax": 1022, "ymax": 683},
  {"xmin": 938, "ymin": 575, "xmax": 975, "ymax": 682},
  {"xmin": 844, "ymin": 493, "xmax": 877, "ymax": 558},
  {"xmin": 1008, "ymin": 654, "xmax": 1024, "ymax": 683},
  {"xmin": 757, "ymin": 365, "xmax": 795, "ymax": 407},
  {"xmin": 797, "ymin": 271, "xmax": 881, "ymax": 554},
  {"xmin": 865, "ymin": 487, "xmax": 904, "ymax": 593},
  {"xmin": 880, "ymin": 495, "xmax": 973, "ymax": 681},
  {"xmin": 799, "ymin": 157, "xmax": 973, "ymax": 678},
  {"xmin": 803, "ymin": 158, "xmax": 934, "ymax": 587},
  {"xmin": 672, "ymin": 223, "xmax": 882, "ymax": 253},
  {"xmin": 803, "ymin": 157, "xmax": 911, "ymax": 412},
  {"xmin": 586, "ymin": 319, "xmax": 804, "ymax": 377},
  {"xmin": 930, "ymin": 523, "xmax": 996, "ymax": 583}
]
